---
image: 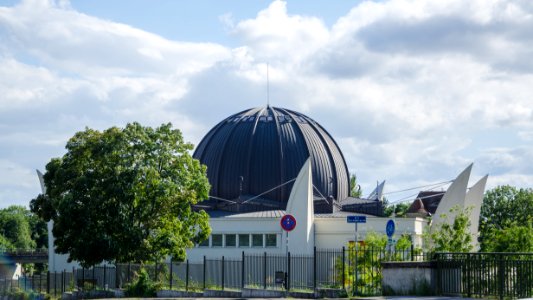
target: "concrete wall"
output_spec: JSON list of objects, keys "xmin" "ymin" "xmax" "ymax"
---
[
  {"xmin": 314, "ymin": 216, "xmax": 426, "ymax": 249},
  {"xmin": 382, "ymin": 262, "xmax": 435, "ymax": 296}
]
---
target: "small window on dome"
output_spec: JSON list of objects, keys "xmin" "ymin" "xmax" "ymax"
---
[
  {"xmin": 285, "ymin": 116, "xmax": 292, "ymax": 122},
  {"xmin": 248, "ymin": 117, "xmax": 255, "ymax": 122},
  {"xmin": 267, "ymin": 116, "xmax": 273, "ymax": 122},
  {"xmin": 259, "ymin": 116, "xmax": 267, "ymax": 122},
  {"xmin": 278, "ymin": 115, "xmax": 285, "ymax": 122},
  {"xmin": 242, "ymin": 116, "xmax": 249, "ymax": 122},
  {"xmin": 233, "ymin": 118, "xmax": 240, "ymax": 122}
]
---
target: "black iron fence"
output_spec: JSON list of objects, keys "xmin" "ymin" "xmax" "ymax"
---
[
  {"xmin": 434, "ymin": 252, "xmax": 533, "ymax": 300},
  {"xmin": 6, "ymin": 248, "xmax": 531, "ymax": 299},
  {"xmin": 1, "ymin": 246, "xmax": 422, "ymax": 297}
]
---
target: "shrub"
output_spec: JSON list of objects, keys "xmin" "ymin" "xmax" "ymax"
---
[{"xmin": 124, "ymin": 268, "xmax": 161, "ymax": 297}]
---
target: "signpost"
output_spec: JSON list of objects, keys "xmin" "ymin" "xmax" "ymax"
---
[
  {"xmin": 280, "ymin": 214, "xmax": 296, "ymax": 254},
  {"xmin": 346, "ymin": 215, "xmax": 366, "ymax": 246},
  {"xmin": 386, "ymin": 219, "xmax": 396, "ymax": 251},
  {"xmin": 347, "ymin": 215, "xmax": 366, "ymax": 296}
]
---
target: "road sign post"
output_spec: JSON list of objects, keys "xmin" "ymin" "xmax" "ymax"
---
[
  {"xmin": 281, "ymin": 215, "xmax": 296, "ymax": 254},
  {"xmin": 347, "ymin": 216, "xmax": 367, "ymax": 246}
]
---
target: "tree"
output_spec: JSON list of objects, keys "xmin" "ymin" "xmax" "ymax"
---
[
  {"xmin": 350, "ymin": 173, "xmax": 362, "ymax": 198},
  {"xmin": 426, "ymin": 206, "xmax": 473, "ymax": 252},
  {"xmin": 31, "ymin": 122, "xmax": 211, "ymax": 267},
  {"xmin": 483, "ymin": 220, "xmax": 533, "ymax": 252},
  {"xmin": 479, "ymin": 185, "xmax": 533, "ymax": 251},
  {"xmin": 0, "ymin": 206, "xmax": 35, "ymax": 250}
]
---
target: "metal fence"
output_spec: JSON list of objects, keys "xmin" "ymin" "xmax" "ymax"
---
[
  {"xmin": 434, "ymin": 252, "xmax": 533, "ymax": 300},
  {"xmin": 1, "ymin": 247, "xmax": 422, "ymax": 297},
  {"xmin": 2, "ymin": 249, "xmax": 531, "ymax": 298}
]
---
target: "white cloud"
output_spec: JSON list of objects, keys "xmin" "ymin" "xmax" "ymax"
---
[{"xmin": 1, "ymin": 0, "xmax": 533, "ymax": 208}]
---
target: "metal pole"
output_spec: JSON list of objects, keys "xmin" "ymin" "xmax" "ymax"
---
[
  {"xmin": 313, "ymin": 246, "xmax": 317, "ymax": 291},
  {"xmin": 186, "ymin": 259, "xmax": 189, "ymax": 292},
  {"xmin": 103, "ymin": 265, "xmax": 107, "ymax": 291},
  {"xmin": 342, "ymin": 246, "xmax": 345, "ymax": 291},
  {"xmin": 287, "ymin": 252, "xmax": 291, "ymax": 291},
  {"xmin": 263, "ymin": 252, "xmax": 267, "ymax": 289},
  {"xmin": 241, "ymin": 251, "xmax": 245, "ymax": 289},
  {"xmin": 221, "ymin": 256, "xmax": 225, "ymax": 291},
  {"xmin": 47, "ymin": 271, "xmax": 50, "ymax": 294},
  {"xmin": 203, "ymin": 256, "xmax": 206, "ymax": 290},
  {"xmin": 169, "ymin": 259, "xmax": 173, "ymax": 290}
]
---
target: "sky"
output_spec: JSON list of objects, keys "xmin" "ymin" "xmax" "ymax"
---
[{"xmin": 1, "ymin": 0, "xmax": 532, "ymax": 209}]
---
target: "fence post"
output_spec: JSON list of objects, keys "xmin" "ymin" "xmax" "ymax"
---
[
  {"xmin": 241, "ymin": 251, "xmax": 245, "ymax": 289},
  {"xmin": 287, "ymin": 252, "xmax": 291, "ymax": 291},
  {"xmin": 54, "ymin": 272, "xmax": 57, "ymax": 297},
  {"xmin": 411, "ymin": 244, "xmax": 414, "ymax": 261},
  {"xmin": 203, "ymin": 256, "xmax": 206, "ymax": 290},
  {"xmin": 354, "ymin": 246, "xmax": 358, "ymax": 296},
  {"xmin": 169, "ymin": 258, "xmax": 173, "ymax": 290},
  {"xmin": 221, "ymin": 256, "xmax": 225, "ymax": 291},
  {"xmin": 498, "ymin": 254, "xmax": 504, "ymax": 300},
  {"xmin": 263, "ymin": 252, "xmax": 267, "ymax": 289},
  {"xmin": 466, "ymin": 254, "xmax": 471, "ymax": 297},
  {"xmin": 127, "ymin": 263, "xmax": 131, "ymax": 284},
  {"xmin": 186, "ymin": 259, "xmax": 189, "ymax": 292},
  {"xmin": 92, "ymin": 267, "xmax": 96, "ymax": 290},
  {"xmin": 40, "ymin": 272, "xmax": 42, "ymax": 293},
  {"xmin": 313, "ymin": 247, "xmax": 317, "ymax": 291},
  {"xmin": 103, "ymin": 265, "xmax": 107, "ymax": 291},
  {"xmin": 342, "ymin": 246, "xmax": 345, "ymax": 291},
  {"xmin": 62, "ymin": 269, "xmax": 65, "ymax": 293},
  {"xmin": 114, "ymin": 264, "xmax": 119, "ymax": 289},
  {"xmin": 47, "ymin": 270, "xmax": 50, "ymax": 294}
]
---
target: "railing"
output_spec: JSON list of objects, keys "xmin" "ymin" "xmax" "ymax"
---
[
  {"xmin": 1, "ymin": 247, "xmax": 423, "ymax": 297},
  {"xmin": 434, "ymin": 252, "xmax": 533, "ymax": 300}
]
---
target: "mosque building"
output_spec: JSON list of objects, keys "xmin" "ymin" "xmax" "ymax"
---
[{"xmin": 44, "ymin": 106, "xmax": 487, "ymax": 270}]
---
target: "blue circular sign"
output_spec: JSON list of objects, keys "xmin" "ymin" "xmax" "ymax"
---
[
  {"xmin": 280, "ymin": 214, "xmax": 297, "ymax": 232},
  {"xmin": 386, "ymin": 219, "xmax": 395, "ymax": 237}
]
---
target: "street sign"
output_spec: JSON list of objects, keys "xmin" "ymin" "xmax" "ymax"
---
[
  {"xmin": 280, "ymin": 214, "xmax": 297, "ymax": 232},
  {"xmin": 386, "ymin": 219, "xmax": 395, "ymax": 237},
  {"xmin": 347, "ymin": 215, "xmax": 367, "ymax": 223}
]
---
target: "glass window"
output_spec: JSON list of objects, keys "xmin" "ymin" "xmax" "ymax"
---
[
  {"xmin": 238, "ymin": 234, "xmax": 249, "ymax": 247},
  {"xmin": 225, "ymin": 234, "xmax": 236, "ymax": 247},
  {"xmin": 198, "ymin": 238, "xmax": 209, "ymax": 247},
  {"xmin": 252, "ymin": 234, "xmax": 263, "ymax": 247},
  {"xmin": 265, "ymin": 234, "xmax": 277, "ymax": 247},
  {"xmin": 212, "ymin": 234, "xmax": 223, "ymax": 247},
  {"xmin": 259, "ymin": 116, "xmax": 266, "ymax": 122}
]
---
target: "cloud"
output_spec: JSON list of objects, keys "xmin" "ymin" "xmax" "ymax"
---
[{"xmin": 1, "ymin": 0, "xmax": 533, "ymax": 208}]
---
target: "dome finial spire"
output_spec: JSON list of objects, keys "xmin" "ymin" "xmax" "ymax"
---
[{"xmin": 266, "ymin": 62, "xmax": 270, "ymax": 107}]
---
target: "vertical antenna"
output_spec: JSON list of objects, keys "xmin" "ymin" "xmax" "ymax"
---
[{"xmin": 267, "ymin": 62, "xmax": 270, "ymax": 107}]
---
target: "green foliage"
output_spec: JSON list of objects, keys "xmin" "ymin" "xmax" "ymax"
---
[
  {"xmin": 30, "ymin": 122, "xmax": 211, "ymax": 267},
  {"xmin": 125, "ymin": 268, "xmax": 161, "ymax": 297},
  {"xmin": 395, "ymin": 234, "xmax": 412, "ymax": 251},
  {"xmin": 350, "ymin": 173, "xmax": 362, "ymax": 198},
  {"xmin": 383, "ymin": 201, "xmax": 410, "ymax": 217},
  {"xmin": 0, "ymin": 233, "xmax": 13, "ymax": 250},
  {"xmin": 479, "ymin": 185, "xmax": 533, "ymax": 251},
  {"xmin": 0, "ymin": 205, "xmax": 36, "ymax": 250},
  {"xmin": 426, "ymin": 206, "xmax": 473, "ymax": 252},
  {"xmin": 483, "ymin": 220, "xmax": 533, "ymax": 252}
]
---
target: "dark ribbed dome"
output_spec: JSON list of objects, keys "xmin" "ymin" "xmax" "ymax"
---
[{"xmin": 193, "ymin": 106, "xmax": 350, "ymax": 212}]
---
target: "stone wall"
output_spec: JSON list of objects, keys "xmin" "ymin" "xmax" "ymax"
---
[{"xmin": 381, "ymin": 261, "xmax": 435, "ymax": 296}]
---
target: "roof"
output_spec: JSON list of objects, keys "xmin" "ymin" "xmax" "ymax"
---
[
  {"xmin": 207, "ymin": 210, "xmax": 285, "ymax": 219},
  {"xmin": 193, "ymin": 106, "xmax": 350, "ymax": 213},
  {"xmin": 408, "ymin": 191, "xmax": 445, "ymax": 215}
]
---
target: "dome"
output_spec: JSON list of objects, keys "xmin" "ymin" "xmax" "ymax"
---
[{"xmin": 193, "ymin": 106, "xmax": 350, "ymax": 212}]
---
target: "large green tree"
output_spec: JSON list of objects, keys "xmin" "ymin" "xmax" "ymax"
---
[
  {"xmin": 31, "ymin": 122, "xmax": 211, "ymax": 267},
  {"xmin": 479, "ymin": 185, "xmax": 533, "ymax": 251}
]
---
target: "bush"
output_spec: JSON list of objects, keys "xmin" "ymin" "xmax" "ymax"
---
[{"xmin": 124, "ymin": 268, "xmax": 161, "ymax": 297}]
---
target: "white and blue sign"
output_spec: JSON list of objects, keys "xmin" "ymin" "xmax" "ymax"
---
[
  {"xmin": 386, "ymin": 219, "xmax": 395, "ymax": 237},
  {"xmin": 280, "ymin": 214, "xmax": 297, "ymax": 232},
  {"xmin": 347, "ymin": 215, "xmax": 366, "ymax": 223}
]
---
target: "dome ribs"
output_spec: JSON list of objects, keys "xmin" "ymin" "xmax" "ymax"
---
[{"xmin": 193, "ymin": 106, "xmax": 350, "ymax": 212}]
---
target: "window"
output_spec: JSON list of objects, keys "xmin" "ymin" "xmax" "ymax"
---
[
  {"xmin": 252, "ymin": 234, "xmax": 263, "ymax": 247},
  {"xmin": 212, "ymin": 234, "xmax": 223, "ymax": 247},
  {"xmin": 198, "ymin": 238, "xmax": 209, "ymax": 247},
  {"xmin": 265, "ymin": 234, "xmax": 277, "ymax": 247},
  {"xmin": 238, "ymin": 234, "xmax": 249, "ymax": 247},
  {"xmin": 225, "ymin": 234, "xmax": 236, "ymax": 247}
]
